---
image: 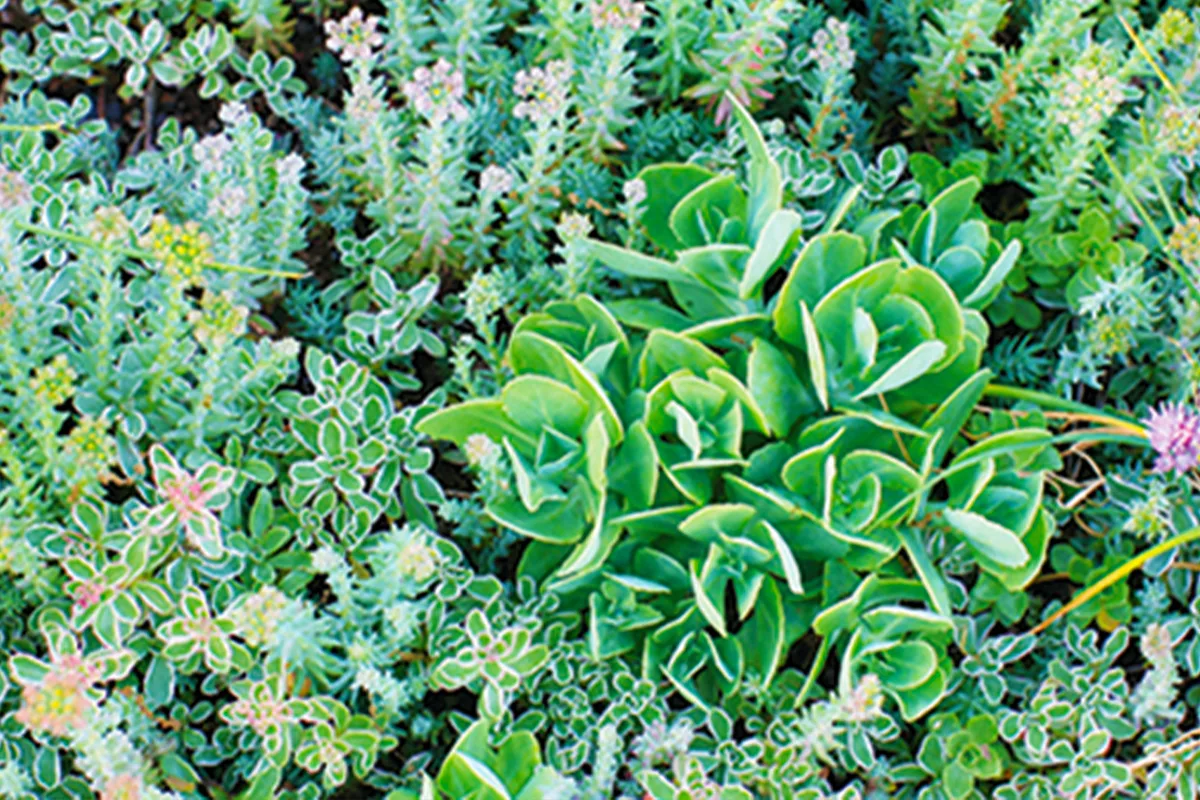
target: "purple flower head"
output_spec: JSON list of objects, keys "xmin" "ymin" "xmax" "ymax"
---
[{"xmin": 1144, "ymin": 401, "xmax": 1200, "ymax": 474}]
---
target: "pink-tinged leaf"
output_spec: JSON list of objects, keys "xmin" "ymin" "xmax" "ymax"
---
[
  {"xmin": 181, "ymin": 587, "xmax": 209, "ymax": 618},
  {"xmin": 161, "ymin": 640, "xmax": 197, "ymax": 662},
  {"xmin": 185, "ymin": 515, "xmax": 225, "ymax": 560},
  {"xmin": 9, "ymin": 654, "xmax": 51, "ymax": 685},
  {"xmin": 92, "ymin": 648, "xmax": 137, "ymax": 681},
  {"xmin": 61, "ymin": 557, "xmax": 97, "ymax": 581},
  {"xmin": 134, "ymin": 581, "xmax": 174, "ymax": 614},
  {"xmin": 196, "ymin": 462, "xmax": 235, "ymax": 495},
  {"xmin": 149, "ymin": 444, "xmax": 182, "ymax": 483},
  {"xmin": 206, "ymin": 636, "xmax": 232, "ymax": 672}
]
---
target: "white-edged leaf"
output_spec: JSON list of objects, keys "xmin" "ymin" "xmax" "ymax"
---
[
  {"xmin": 853, "ymin": 340, "xmax": 946, "ymax": 400},
  {"xmin": 822, "ymin": 454, "xmax": 836, "ymax": 525},
  {"xmin": 666, "ymin": 401, "xmax": 703, "ymax": 460},
  {"xmin": 739, "ymin": 209, "xmax": 802, "ymax": 299},
  {"xmin": 964, "ymin": 239, "xmax": 1021, "ymax": 308},
  {"xmin": 605, "ymin": 573, "xmax": 671, "ymax": 593},
  {"xmin": 800, "ymin": 301, "xmax": 828, "ymax": 410},
  {"xmin": 586, "ymin": 239, "xmax": 696, "ymax": 285},
  {"xmin": 919, "ymin": 206, "xmax": 938, "ymax": 262},
  {"xmin": 821, "ymin": 184, "xmax": 862, "ymax": 234},
  {"xmin": 892, "ymin": 238, "xmax": 920, "ymax": 267},
  {"xmin": 943, "ymin": 509, "xmax": 1029, "ymax": 568},
  {"xmin": 853, "ymin": 308, "xmax": 877, "ymax": 373},
  {"xmin": 897, "ymin": 527, "xmax": 951, "ymax": 616},
  {"xmin": 691, "ymin": 559, "xmax": 727, "ymax": 636},
  {"xmin": 556, "ymin": 499, "xmax": 613, "ymax": 577},
  {"xmin": 728, "ymin": 93, "xmax": 781, "ymax": 236},
  {"xmin": 450, "ymin": 753, "xmax": 511, "ymax": 800},
  {"xmin": 764, "ymin": 521, "xmax": 803, "ymax": 593}
]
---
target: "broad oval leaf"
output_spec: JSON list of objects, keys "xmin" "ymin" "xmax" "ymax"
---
[{"xmin": 942, "ymin": 508, "xmax": 1029, "ymax": 568}]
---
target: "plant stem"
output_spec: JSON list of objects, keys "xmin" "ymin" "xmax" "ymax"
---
[
  {"xmin": 983, "ymin": 383, "xmax": 1145, "ymax": 435},
  {"xmin": 1051, "ymin": 429, "xmax": 1150, "ymax": 448},
  {"xmin": 794, "ymin": 633, "xmax": 834, "ymax": 709},
  {"xmin": 1117, "ymin": 15, "xmax": 1183, "ymax": 104},
  {"xmin": 1031, "ymin": 526, "xmax": 1200, "ymax": 635},
  {"xmin": 1097, "ymin": 148, "xmax": 1200, "ymax": 302},
  {"xmin": 0, "ymin": 122, "xmax": 64, "ymax": 133},
  {"xmin": 12, "ymin": 221, "xmax": 307, "ymax": 279},
  {"xmin": 1151, "ymin": 171, "xmax": 1180, "ymax": 229}
]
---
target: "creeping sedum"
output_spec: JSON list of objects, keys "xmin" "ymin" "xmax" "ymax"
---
[{"xmin": 3, "ymin": 2, "xmax": 1200, "ymax": 799}]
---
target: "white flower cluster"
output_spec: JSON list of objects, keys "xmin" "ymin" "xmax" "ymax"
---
[
  {"xmin": 311, "ymin": 545, "xmax": 343, "ymax": 574},
  {"xmin": 464, "ymin": 432, "xmax": 501, "ymax": 468},
  {"xmin": 479, "ymin": 164, "xmax": 514, "ymax": 195},
  {"xmin": 1056, "ymin": 63, "xmax": 1123, "ymax": 138},
  {"xmin": 346, "ymin": 82, "xmax": 384, "ymax": 125},
  {"xmin": 810, "ymin": 18, "xmax": 855, "ymax": 73},
  {"xmin": 556, "ymin": 210, "xmax": 594, "ymax": 241},
  {"xmin": 193, "ymin": 134, "xmax": 233, "ymax": 172},
  {"xmin": 590, "ymin": 0, "xmax": 645, "ymax": 31},
  {"xmin": 208, "ymin": 186, "xmax": 248, "ymax": 219},
  {"xmin": 634, "ymin": 719, "xmax": 694, "ymax": 769},
  {"xmin": 0, "ymin": 165, "xmax": 32, "ymax": 211},
  {"xmin": 86, "ymin": 206, "xmax": 131, "ymax": 244},
  {"xmin": 274, "ymin": 337, "xmax": 301, "ymax": 360},
  {"xmin": 0, "ymin": 763, "xmax": 32, "ymax": 798},
  {"xmin": 218, "ymin": 101, "xmax": 251, "ymax": 128},
  {"xmin": 465, "ymin": 270, "xmax": 505, "ymax": 323},
  {"xmin": 513, "ymin": 60, "xmax": 574, "ymax": 123},
  {"xmin": 325, "ymin": 7, "xmax": 383, "ymax": 63},
  {"xmin": 227, "ymin": 585, "xmax": 290, "ymax": 647},
  {"xmin": 353, "ymin": 665, "xmax": 413, "ymax": 711},
  {"xmin": 394, "ymin": 528, "xmax": 441, "ymax": 585},
  {"xmin": 623, "ymin": 177, "xmax": 647, "ymax": 205},
  {"xmin": 385, "ymin": 600, "xmax": 423, "ymax": 640},
  {"xmin": 403, "ymin": 59, "xmax": 469, "ymax": 124},
  {"xmin": 1170, "ymin": 216, "xmax": 1200, "ymax": 266},
  {"xmin": 71, "ymin": 702, "xmax": 181, "ymax": 800},
  {"xmin": 1131, "ymin": 622, "xmax": 1181, "ymax": 725},
  {"xmin": 276, "ymin": 153, "xmax": 306, "ymax": 186},
  {"xmin": 839, "ymin": 673, "xmax": 884, "ymax": 723},
  {"xmin": 1161, "ymin": 104, "xmax": 1200, "ymax": 159}
]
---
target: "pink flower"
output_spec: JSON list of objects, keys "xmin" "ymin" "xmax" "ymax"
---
[
  {"xmin": 512, "ymin": 60, "xmax": 573, "ymax": 123},
  {"xmin": 1144, "ymin": 402, "xmax": 1200, "ymax": 474},
  {"xmin": 15, "ymin": 671, "xmax": 92, "ymax": 737},
  {"xmin": 590, "ymin": 0, "xmax": 645, "ymax": 31},
  {"xmin": 325, "ymin": 7, "xmax": 383, "ymax": 63},
  {"xmin": 101, "ymin": 774, "xmax": 143, "ymax": 800},
  {"xmin": 52, "ymin": 652, "xmax": 102, "ymax": 686},
  {"xmin": 73, "ymin": 581, "xmax": 104, "ymax": 611},
  {"xmin": 161, "ymin": 475, "xmax": 208, "ymax": 522},
  {"xmin": 0, "ymin": 166, "xmax": 32, "ymax": 210},
  {"xmin": 146, "ymin": 445, "xmax": 234, "ymax": 559},
  {"xmin": 403, "ymin": 59, "xmax": 468, "ymax": 124}
]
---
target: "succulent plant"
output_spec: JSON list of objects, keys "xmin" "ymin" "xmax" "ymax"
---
[
  {"xmin": 419, "ymin": 96, "xmax": 1058, "ymax": 720},
  {"xmin": 4, "ymin": 1, "xmax": 1198, "ymax": 797}
]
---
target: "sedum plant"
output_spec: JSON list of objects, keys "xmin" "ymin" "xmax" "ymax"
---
[
  {"xmin": 419, "ymin": 96, "xmax": 1057, "ymax": 721},
  {"xmin": 4, "ymin": 2, "xmax": 1200, "ymax": 798}
]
